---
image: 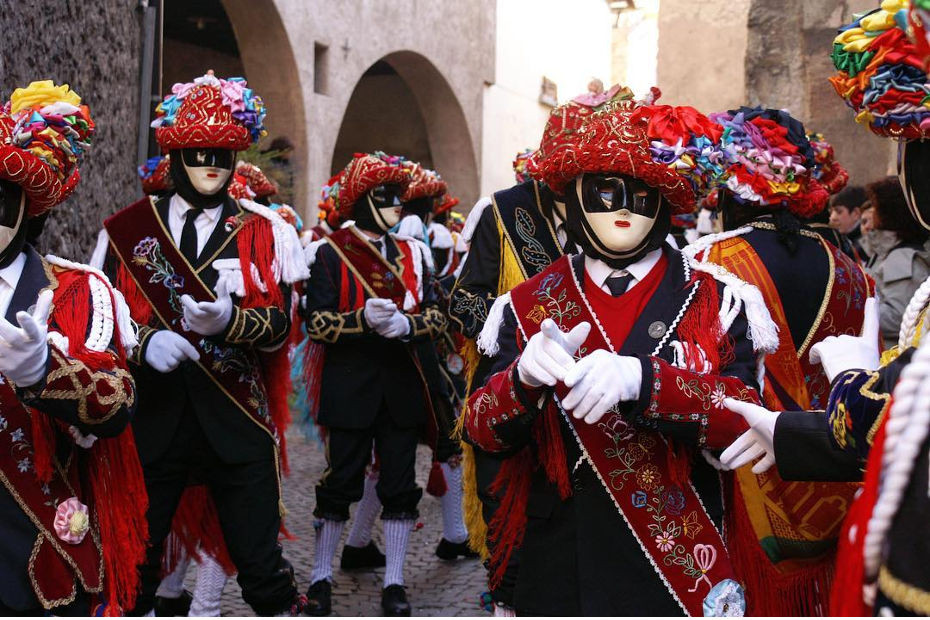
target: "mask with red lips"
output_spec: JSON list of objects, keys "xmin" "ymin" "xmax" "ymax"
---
[
  {"xmin": 169, "ymin": 147, "xmax": 236, "ymax": 209},
  {"xmin": 565, "ymin": 172, "xmax": 670, "ymax": 269},
  {"xmin": 354, "ymin": 184, "xmax": 404, "ymax": 234}
]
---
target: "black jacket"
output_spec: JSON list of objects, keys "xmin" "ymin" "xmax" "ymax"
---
[
  {"xmin": 104, "ymin": 195, "xmax": 292, "ymax": 465},
  {"xmin": 304, "ymin": 233, "xmax": 446, "ymax": 430}
]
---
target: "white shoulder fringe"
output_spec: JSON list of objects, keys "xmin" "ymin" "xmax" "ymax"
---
[
  {"xmin": 476, "ymin": 292, "xmax": 512, "ymax": 356},
  {"xmin": 462, "ymin": 196, "xmax": 492, "ymax": 243}
]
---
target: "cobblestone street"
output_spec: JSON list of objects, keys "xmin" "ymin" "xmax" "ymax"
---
[{"xmin": 193, "ymin": 429, "xmax": 489, "ymax": 616}]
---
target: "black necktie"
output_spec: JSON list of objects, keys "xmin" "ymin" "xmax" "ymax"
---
[
  {"xmin": 605, "ymin": 273, "xmax": 634, "ymax": 297},
  {"xmin": 180, "ymin": 208, "xmax": 202, "ymax": 263},
  {"xmin": 370, "ymin": 238, "xmax": 383, "ymax": 256}
]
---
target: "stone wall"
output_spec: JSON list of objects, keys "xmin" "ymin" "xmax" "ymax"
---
[{"xmin": 0, "ymin": 1, "xmax": 143, "ymax": 261}]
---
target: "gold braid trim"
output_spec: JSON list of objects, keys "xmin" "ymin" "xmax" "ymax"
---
[
  {"xmin": 307, "ymin": 308, "xmax": 366, "ymax": 344},
  {"xmin": 39, "ymin": 348, "xmax": 134, "ymax": 425},
  {"xmin": 879, "ymin": 565, "xmax": 930, "ymax": 615},
  {"xmin": 411, "ymin": 306, "xmax": 448, "ymax": 339},
  {"xmin": 225, "ymin": 306, "xmax": 285, "ymax": 346}
]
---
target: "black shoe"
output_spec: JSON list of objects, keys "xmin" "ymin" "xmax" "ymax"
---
[
  {"xmin": 435, "ymin": 538, "xmax": 479, "ymax": 560},
  {"xmin": 340, "ymin": 540, "xmax": 386, "ymax": 571},
  {"xmin": 381, "ymin": 585, "xmax": 411, "ymax": 616},
  {"xmin": 304, "ymin": 580, "xmax": 332, "ymax": 617},
  {"xmin": 153, "ymin": 590, "xmax": 192, "ymax": 616}
]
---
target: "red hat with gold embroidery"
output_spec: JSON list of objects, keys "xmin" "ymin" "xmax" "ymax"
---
[
  {"xmin": 0, "ymin": 80, "xmax": 95, "ymax": 216},
  {"xmin": 319, "ymin": 151, "xmax": 411, "ymax": 226},
  {"xmin": 234, "ymin": 161, "xmax": 278, "ymax": 198},
  {"xmin": 538, "ymin": 101, "xmax": 722, "ymax": 214},
  {"xmin": 525, "ymin": 83, "xmax": 644, "ymax": 183},
  {"xmin": 434, "ymin": 192, "xmax": 459, "ymax": 217},
  {"xmin": 402, "ymin": 162, "xmax": 447, "ymax": 202},
  {"xmin": 152, "ymin": 70, "xmax": 266, "ymax": 152}
]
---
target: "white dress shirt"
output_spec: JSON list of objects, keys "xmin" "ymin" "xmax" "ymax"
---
[
  {"xmin": 167, "ymin": 193, "xmax": 223, "ymax": 257},
  {"xmin": 0, "ymin": 252, "xmax": 27, "ymax": 318},
  {"xmin": 584, "ymin": 248, "xmax": 662, "ymax": 295}
]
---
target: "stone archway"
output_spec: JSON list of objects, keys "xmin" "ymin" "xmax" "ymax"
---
[
  {"xmin": 220, "ymin": 0, "xmax": 309, "ymax": 211},
  {"xmin": 332, "ymin": 51, "xmax": 479, "ymax": 206}
]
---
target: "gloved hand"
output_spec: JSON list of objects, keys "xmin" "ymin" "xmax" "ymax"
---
[
  {"xmin": 809, "ymin": 297, "xmax": 881, "ymax": 383},
  {"xmin": 374, "ymin": 311, "xmax": 411, "ymax": 339},
  {"xmin": 180, "ymin": 277, "xmax": 234, "ymax": 337},
  {"xmin": 144, "ymin": 330, "xmax": 201, "ymax": 373},
  {"xmin": 517, "ymin": 319, "xmax": 589, "ymax": 388},
  {"xmin": 0, "ymin": 289, "xmax": 53, "ymax": 387},
  {"xmin": 719, "ymin": 398, "xmax": 778, "ymax": 473},
  {"xmin": 562, "ymin": 350, "xmax": 642, "ymax": 424},
  {"xmin": 364, "ymin": 298, "xmax": 397, "ymax": 330}
]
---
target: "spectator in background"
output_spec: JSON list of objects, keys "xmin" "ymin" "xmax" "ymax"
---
[
  {"xmin": 829, "ymin": 185, "xmax": 869, "ymax": 261},
  {"xmin": 263, "ymin": 135, "xmax": 295, "ymax": 203},
  {"xmin": 865, "ymin": 176, "xmax": 930, "ymax": 348}
]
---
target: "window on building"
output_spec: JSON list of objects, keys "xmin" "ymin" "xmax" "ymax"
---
[{"xmin": 314, "ymin": 43, "xmax": 329, "ymax": 95}]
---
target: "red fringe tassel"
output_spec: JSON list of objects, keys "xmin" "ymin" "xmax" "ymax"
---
[{"xmin": 486, "ymin": 447, "xmax": 535, "ymax": 590}]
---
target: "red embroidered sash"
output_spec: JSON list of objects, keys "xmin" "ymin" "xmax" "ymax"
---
[
  {"xmin": 509, "ymin": 257, "xmax": 736, "ymax": 616},
  {"xmin": 0, "ymin": 386, "xmax": 102, "ymax": 605},
  {"xmin": 324, "ymin": 227, "xmax": 419, "ymax": 311},
  {"xmin": 104, "ymin": 199, "xmax": 278, "ymax": 443}
]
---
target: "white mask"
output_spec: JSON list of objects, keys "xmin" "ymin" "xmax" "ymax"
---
[
  {"xmin": 182, "ymin": 162, "xmax": 232, "ymax": 196},
  {"xmin": 367, "ymin": 190, "xmax": 402, "ymax": 232},
  {"xmin": 574, "ymin": 176, "xmax": 658, "ymax": 259}
]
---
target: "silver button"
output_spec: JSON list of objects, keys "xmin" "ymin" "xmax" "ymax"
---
[{"xmin": 648, "ymin": 321, "xmax": 667, "ymax": 339}]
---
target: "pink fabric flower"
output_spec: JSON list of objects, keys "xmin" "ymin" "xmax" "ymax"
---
[
  {"xmin": 53, "ymin": 496, "xmax": 90, "ymax": 544},
  {"xmin": 220, "ymin": 79, "xmax": 246, "ymax": 113}
]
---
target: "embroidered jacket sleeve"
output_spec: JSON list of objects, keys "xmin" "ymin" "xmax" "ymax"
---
[
  {"xmin": 773, "ymin": 348, "xmax": 912, "ymax": 482},
  {"xmin": 463, "ymin": 307, "xmax": 547, "ymax": 453},
  {"xmin": 630, "ymin": 303, "xmax": 760, "ymax": 450},
  {"xmin": 404, "ymin": 260, "xmax": 448, "ymax": 342},
  {"xmin": 305, "ymin": 244, "xmax": 374, "ymax": 344},
  {"xmin": 19, "ymin": 330, "xmax": 135, "ymax": 439},
  {"xmin": 220, "ymin": 283, "xmax": 292, "ymax": 350},
  {"xmin": 449, "ymin": 207, "xmax": 500, "ymax": 339}
]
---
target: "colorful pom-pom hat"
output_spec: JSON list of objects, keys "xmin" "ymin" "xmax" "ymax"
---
[
  {"xmin": 830, "ymin": 0, "xmax": 930, "ymax": 140},
  {"xmin": 537, "ymin": 100, "xmax": 722, "ymax": 215},
  {"xmin": 151, "ymin": 70, "xmax": 266, "ymax": 152},
  {"xmin": 319, "ymin": 151, "xmax": 411, "ymax": 226},
  {"xmin": 707, "ymin": 107, "xmax": 829, "ymax": 219},
  {"xmin": 0, "ymin": 80, "xmax": 95, "ymax": 216}
]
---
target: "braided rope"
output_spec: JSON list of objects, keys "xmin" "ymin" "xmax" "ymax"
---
[
  {"xmin": 897, "ymin": 275, "xmax": 930, "ymax": 350},
  {"xmin": 863, "ymin": 339, "xmax": 930, "ymax": 579}
]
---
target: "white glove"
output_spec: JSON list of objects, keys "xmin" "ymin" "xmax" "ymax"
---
[
  {"xmin": 68, "ymin": 425, "xmax": 98, "ymax": 449},
  {"xmin": 517, "ymin": 319, "xmax": 590, "ymax": 388},
  {"xmin": 180, "ymin": 277, "xmax": 234, "ymax": 337},
  {"xmin": 364, "ymin": 298, "xmax": 397, "ymax": 328},
  {"xmin": 0, "ymin": 290, "xmax": 53, "ymax": 387},
  {"xmin": 144, "ymin": 330, "xmax": 201, "ymax": 373},
  {"xmin": 809, "ymin": 297, "xmax": 881, "ymax": 383},
  {"xmin": 719, "ymin": 398, "xmax": 778, "ymax": 473},
  {"xmin": 375, "ymin": 311, "xmax": 411, "ymax": 339},
  {"xmin": 562, "ymin": 350, "xmax": 642, "ymax": 424}
]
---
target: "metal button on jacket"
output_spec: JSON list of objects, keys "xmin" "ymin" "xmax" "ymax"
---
[{"xmin": 648, "ymin": 320, "xmax": 667, "ymax": 339}]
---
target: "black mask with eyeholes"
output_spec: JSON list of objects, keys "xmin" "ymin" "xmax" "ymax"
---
[
  {"xmin": 898, "ymin": 139, "xmax": 930, "ymax": 232},
  {"xmin": 169, "ymin": 148, "xmax": 236, "ymax": 209},
  {"xmin": 0, "ymin": 179, "xmax": 27, "ymax": 269},
  {"xmin": 354, "ymin": 183, "xmax": 403, "ymax": 234},
  {"xmin": 565, "ymin": 172, "xmax": 670, "ymax": 270}
]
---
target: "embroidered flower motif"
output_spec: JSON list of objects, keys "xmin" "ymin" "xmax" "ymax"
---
[
  {"xmin": 636, "ymin": 464, "xmax": 661, "ymax": 491},
  {"xmin": 133, "ymin": 236, "xmax": 158, "ymax": 257},
  {"xmin": 10, "ymin": 428, "xmax": 24, "ymax": 443},
  {"xmin": 224, "ymin": 215, "xmax": 241, "ymax": 232},
  {"xmin": 631, "ymin": 490, "xmax": 648, "ymax": 508},
  {"xmin": 662, "ymin": 486, "xmax": 687, "ymax": 516},
  {"xmin": 163, "ymin": 273, "xmax": 185, "ymax": 290},
  {"xmin": 710, "ymin": 385, "xmax": 728, "ymax": 410},
  {"xmin": 526, "ymin": 304, "xmax": 547, "ymax": 325},
  {"xmin": 0, "ymin": 415, "xmax": 7, "ymax": 431},
  {"xmin": 17, "ymin": 457, "xmax": 31, "ymax": 473},
  {"xmin": 53, "ymin": 497, "xmax": 90, "ymax": 544},
  {"xmin": 655, "ymin": 529, "xmax": 676, "ymax": 552}
]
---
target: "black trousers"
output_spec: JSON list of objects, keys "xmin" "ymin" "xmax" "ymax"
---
[
  {"xmin": 130, "ymin": 409, "xmax": 296, "ymax": 616},
  {"xmin": 315, "ymin": 399, "xmax": 422, "ymax": 521}
]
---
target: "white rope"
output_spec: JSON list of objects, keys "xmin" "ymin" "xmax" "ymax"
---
[
  {"xmin": 897, "ymin": 274, "xmax": 930, "ymax": 350},
  {"xmin": 863, "ymin": 338, "xmax": 930, "ymax": 579}
]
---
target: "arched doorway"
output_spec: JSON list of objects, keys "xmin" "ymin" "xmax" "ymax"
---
[
  {"xmin": 157, "ymin": 0, "xmax": 308, "ymax": 211},
  {"xmin": 332, "ymin": 51, "xmax": 479, "ymax": 207}
]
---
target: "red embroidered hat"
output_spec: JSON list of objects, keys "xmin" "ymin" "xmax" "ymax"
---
[
  {"xmin": 152, "ymin": 71, "xmax": 266, "ymax": 152},
  {"xmin": 138, "ymin": 155, "xmax": 173, "ymax": 195},
  {"xmin": 0, "ymin": 80, "xmax": 95, "ymax": 216},
  {"xmin": 538, "ymin": 101, "xmax": 722, "ymax": 214},
  {"xmin": 434, "ymin": 192, "xmax": 459, "ymax": 216},
  {"xmin": 807, "ymin": 132, "xmax": 849, "ymax": 196},
  {"xmin": 234, "ymin": 161, "xmax": 278, "ymax": 198},
  {"xmin": 402, "ymin": 162, "xmax": 447, "ymax": 202},
  {"xmin": 319, "ymin": 151, "xmax": 411, "ymax": 225}
]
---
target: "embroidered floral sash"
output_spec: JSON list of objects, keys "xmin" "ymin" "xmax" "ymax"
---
[
  {"xmin": 104, "ymin": 199, "xmax": 278, "ymax": 444},
  {"xmin": 509, "ymin": 256, "xmax": 737, "ymax": 616}
]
